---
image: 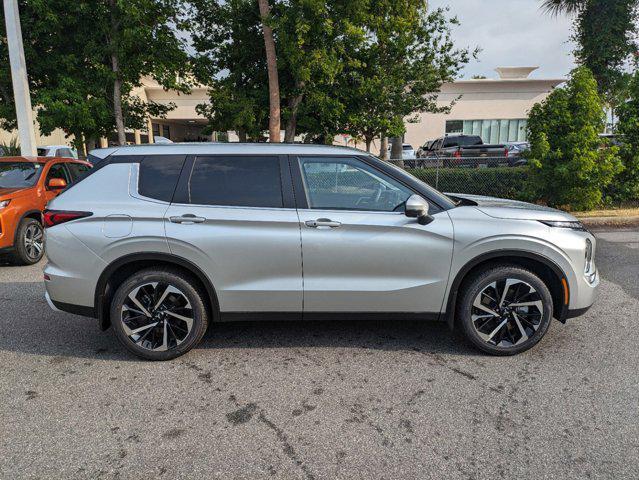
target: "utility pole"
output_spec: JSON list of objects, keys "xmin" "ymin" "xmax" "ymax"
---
[{"xmin": 3, "ymin": 0, "xmax": 37, "ymax": 156}]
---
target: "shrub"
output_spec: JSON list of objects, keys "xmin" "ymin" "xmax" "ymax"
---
[
  {"xmin": 525, "ymin": 67, "xmax": 623, "ymax": 211},
  {"xmin": 0, "ymin": 137, "xmax": 20, "ymax": 156},
  {"xmin": 407, "ymin": 166, "xmax": 529, "ymax": 199}
]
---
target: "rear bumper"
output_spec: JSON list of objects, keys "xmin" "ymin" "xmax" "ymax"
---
[{"xmin": 45, "ymin": 291, "xmax": 96, "ymax": 318}]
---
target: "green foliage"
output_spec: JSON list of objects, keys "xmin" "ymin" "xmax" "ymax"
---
[
  {"xmin": 408, "ymin": 167, "xmax": 529, "ymax": 200},
  {"xmin": 188, "ymin": 0, "xmax": 470, "ymax": 144},
  {"xmin": 573, "ymin": 0, "xmax": 639, "ymax": 104},
  {"xmin": 0, "ymin": 137, "xmax": 20, "ymax": 156},
  {"xmin": 541, "ymin": 0, "xmax": 639, "ymax": 104},
  {"xmin": 339, "ymin": 3, "xmax": 472, "ymax": 148},
  {"xmin": 190, "ymin": 0, "xmax": 270, "ymax": 141},
  {"xmin": 0, "ymin": 0, "xmax": 190, "ymax": 146},
  {"xmin": 608, "ymin": 68, "xmax": 639, "ymax": 201},
  {"xmin": 525, "ymin": 67, "xmax": 623, "ymax": 211}
]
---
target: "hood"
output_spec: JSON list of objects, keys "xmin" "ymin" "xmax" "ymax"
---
[
  {"xmin": 0, "ymin": 187, "xmax": 30, "ymax": 199},
  {"xmin": 447, "ymin": 193, "xmax": 577, "ymax": 222}
]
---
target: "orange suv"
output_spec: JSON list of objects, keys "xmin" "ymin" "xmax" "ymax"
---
[{"xmin": 0, "ymin": 156, "xmax": 91, "ymax": 265}]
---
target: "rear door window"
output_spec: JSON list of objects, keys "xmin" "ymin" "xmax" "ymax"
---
[
  {"xmin": 188, "ymin": 156, "xmax": 283, "ymax": 208},
  {"xmin": 138, "ymin": 155, "xmax": 186, "ymax": 202}
]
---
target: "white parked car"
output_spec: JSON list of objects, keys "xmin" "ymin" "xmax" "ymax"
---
[
  {"xmin": 37, "ymin": 145, "xmax": 78, "ymax": 159},
  {"xmin": 387, "ymin": 143, "xmax": 416, "ymax": 160}
]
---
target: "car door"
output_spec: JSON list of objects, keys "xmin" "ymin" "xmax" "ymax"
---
[
  {"xmin": 293, "ymin": 155, "xmax": 454, "ymax": 315},
  {"xmin": 164, "ymin": 154, "xmax": 303, "ymax": 315}
]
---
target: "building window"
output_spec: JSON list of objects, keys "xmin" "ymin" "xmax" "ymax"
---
[
  {"xmin": 445, "ymin": 119, "xmax": 528, "ymax": 142},
  {"xmin": 152, "ymin": 123, "xmax": 161, "ymax": 138},
  {"xmin": 445, "ymin": 120, "xmax": 463, "ymax": 134}
]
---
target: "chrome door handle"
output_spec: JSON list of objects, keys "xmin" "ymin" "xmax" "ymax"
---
[
  {"xmin": 169, "ymin": 215, "xmax": 206, "ymax": 224},
  {"xmin": 305, "ymin": 218, "xmax": 342, "ymax": 228}
]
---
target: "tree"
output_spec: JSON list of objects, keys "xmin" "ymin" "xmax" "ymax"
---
[
  {"xmin": 541, "ymin": 0, "xmax": 639, "ymax": 108},
  {"xmin": 608, "ymin": 67, "xmax": 639, "ymax": 201},
  {"xmin": 526, "ymin": 67, "xmax": 623, "ymax": 210},
  {"xmin": 189, "ymin": 0, "xmax": 364, "ymax": 143},
  {"xmin": 541, "ymin": 0, "xmax": 584, "ymax": 16},
  {"xmin": 257, "ymin": 0, "xmax": 281, "ymax": 142},
  {"xmin": 339, "ymin": 3, "xmax": 472, "ymax": 154},
  {"xmin": 190, "ymin": 0, "xmax": 270, "ymax": 141},
  {"xmin": 0, "ymin": 0, "xmax": 191, "ymax": 148}
]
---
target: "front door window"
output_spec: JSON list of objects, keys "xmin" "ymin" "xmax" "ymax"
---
[{"xmin": 298, "ymin": 157, "xmax": 412, "ymax": 212}]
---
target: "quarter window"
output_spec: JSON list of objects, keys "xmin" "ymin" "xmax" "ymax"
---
[
  {"xmin": 188, "ymin": 156, "xmax": 283, "ymax": 208},
  {"xmin": 299, "ymin": 157, "xmax": 412, "ymax": 212},
  {"xmin": 138, "ymin": 155, "xmax": 186, "ymax": 202}
]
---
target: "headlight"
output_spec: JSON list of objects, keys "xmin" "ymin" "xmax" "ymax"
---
[
  {"xmin": 0, "ymin": 200, "xmax": 10, "ymax": 210},
  {"xmin": 539, "ymin": 220, "xmax": 586, "ymax": 231}
]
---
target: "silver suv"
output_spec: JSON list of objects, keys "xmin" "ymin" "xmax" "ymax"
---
[{"xmin": 43, "ymin": 144, "xmax": 598, "ymax": 360}]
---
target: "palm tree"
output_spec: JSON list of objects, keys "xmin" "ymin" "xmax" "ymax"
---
[
  {"xmin": 541, "ymin": 0, "xmax": 585, "ymax": 16},
  {"xmin": 257, "ymin": 0, "xmax": 281, "ymax": 143}
]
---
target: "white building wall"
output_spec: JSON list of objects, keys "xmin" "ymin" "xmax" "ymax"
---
[{"xmin": 404, "ymin": 78, "xmax": 564, "ymax": 149}]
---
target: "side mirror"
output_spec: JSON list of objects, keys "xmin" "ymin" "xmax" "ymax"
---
[
  {"xmin": 48, "ymin": 178, "xmax": 67, "ymax": 190},
  {"xmin": 405, "ymin": 194, "xmax": 433, "ymax": 225}
]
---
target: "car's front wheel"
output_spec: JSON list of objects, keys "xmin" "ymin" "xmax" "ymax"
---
[
  {"xmin": 110, "ymin": 268, "xmax": 209, "ymax": 360},
  {"xmin": 457, "ymin": 265, "xmax": 553, "ymax": 355}
]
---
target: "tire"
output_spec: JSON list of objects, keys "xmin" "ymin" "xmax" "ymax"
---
[
  {"xmin": 456, "ymin": 265, "xmax": 553, "ymax": 356},
  {"xmin": 13, "ymin": 218, "xmax": 44, "ymax": 265},
  {"xmin": 110, "ymin": 268, "xmax": 209, "ymax": 361}
]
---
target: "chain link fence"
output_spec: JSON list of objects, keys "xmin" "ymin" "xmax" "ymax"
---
[{"xmin": 387, "ymin": 157, "xmax": 528, "ymax": 200}]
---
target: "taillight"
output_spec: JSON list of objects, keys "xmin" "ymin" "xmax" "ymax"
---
[
  {"xmin": 505, "ymin": 148, "xmax": 509, "ymax": 157},
  {"xmin": 43, "ymin": 209, "xmax": 92, "ymax": 228},
  {"xmin": 453, "ymin": 150, "xmax": 462, "ymax": 158}
]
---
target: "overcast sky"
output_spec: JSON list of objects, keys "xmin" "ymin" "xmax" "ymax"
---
[{"xmin": 430, "ymin": 0, "xmax": 576, "ymax": 79}]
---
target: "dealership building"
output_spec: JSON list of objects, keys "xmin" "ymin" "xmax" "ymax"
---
[
  {"xmin": 0, "ymin": 66, "xmax": 564, "ymax": 152},
  {"xmin": 403, "ymin": 67, "xmax": 564, "ymax": 149}
]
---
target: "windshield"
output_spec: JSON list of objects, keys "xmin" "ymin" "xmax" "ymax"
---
[{"xmin": 0, "ymin": 162, "xmax": 43, "ymax": 189}]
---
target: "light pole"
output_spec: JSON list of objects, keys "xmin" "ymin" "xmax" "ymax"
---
[{"xmin": 3, "ymin": 0, "xmax": 37, "ymax": 156}]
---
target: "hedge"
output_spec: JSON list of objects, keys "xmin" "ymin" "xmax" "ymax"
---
[{"xmin": 406, "ymin": 166, "xmax": 529, "ymax": 200}]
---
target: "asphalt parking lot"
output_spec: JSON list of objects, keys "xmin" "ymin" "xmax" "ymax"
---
[{"xmin": 1, "ymin": 230, "xmax": 638, "ymax": 480}]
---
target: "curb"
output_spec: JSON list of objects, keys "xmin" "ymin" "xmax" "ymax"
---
[{"xmin": 579, "ymin": 216, "xmax": 639, "ymax": 231}]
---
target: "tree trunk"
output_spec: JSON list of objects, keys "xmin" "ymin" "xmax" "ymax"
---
[
  {"xmin": 390, "ymin": 136, "xmax": 404, "ymax": 168},
  {"xmin": 365, "ymin": 135, "xmax": 373, "ymax": 152},
  {"xmin": 237, "ymin": 129, "xmax": 247, "ymax": 143},
  {"xmin": 109, "ymin": 0, "xmax": 126, "ymax": 146},
  {"xmin": 380, "ymin": 136, "xmax": 388, "ymax": 160},
  {"xmin": 284, "ymin": 89, "xmax": 304, "ymax": 143},
  {"xmin": 257, "ymin": 0, "xmax": 281, "ymax": 143},
  {"xmin": 112, "ymin": 63, "xmax": 126, "ymax": 145}
]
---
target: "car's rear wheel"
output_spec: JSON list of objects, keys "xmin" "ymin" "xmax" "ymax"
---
[
  {"xmin": 110, "ymin": 268, "xmax": 209, "ymax": 361},
  {"xmin": 457, "ymin": 265, "xmax": 553, "ymax": 356},
  {"xmin": 13, "ymin": 218, "xmax": 44, "ymax": 265}
]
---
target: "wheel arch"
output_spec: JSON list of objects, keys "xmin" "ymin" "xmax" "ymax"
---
[
  {"xmin": 94, "ymin": 252, "xmax": 220, "ymax": 331},
  {"xmin": 444, "ymin": 249, "xmax": 570, "ymax": 330},
  {"xmin": 12, "ymin": 209, "xmax": 43, "ymax": 246}
]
